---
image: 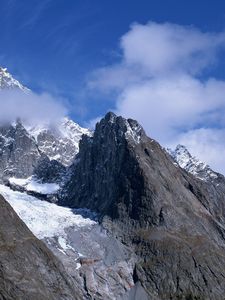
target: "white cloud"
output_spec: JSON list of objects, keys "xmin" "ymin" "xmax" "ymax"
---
[
  {"xmin": 177, "ymin": 128, "xmax": 225, "ymax": 174},
  {"xmin": 116, "ymin": 75, "xmax": 225, "ymax": 145},
  {"xmin": 88, "ymin": 22, "xmax": 225, "ymax": 174},
  {"xmin": 120, "ymin": 22, "xmax": 225, "ymax": 75},
  {"xmin": 0, "ymin": 90, "xmax": 67, "ymax": 125}
]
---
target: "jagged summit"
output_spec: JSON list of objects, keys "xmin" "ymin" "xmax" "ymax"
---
[
  {"xmin": 25, "ymin": 117, "xmax": 91, "ymax": 166},
  {"xmin": 97, "ymin": 112, "xmax": 145, "ymax": 145},
  {"xmin": 0, "ymin": 66, "xmax": 91, "ymax": 176},
  {"xmin": 168, "ymin": 144, "xmax": 218, "ymax": 181},
  {"xmin": 1, "ymin": 66, "xmax": 225, "ymax": 299},
  {"xmin": 104, "ymin": 111, "xmax": 117, "ymax": 120},
  {"xmin": 61, "ymin": 111, "xmax": 225, "ymax": 298},
  {"xmin": 0, "ymin": 67, "xmax": 29, "ymax": 91}
]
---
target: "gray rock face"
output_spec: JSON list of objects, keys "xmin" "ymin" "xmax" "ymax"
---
[
  {"xmin": 168, "ymin": 144, "xmax": 219, "ymax": 181},
  {"xmin": 0, "ymin": 67, "xmax": 90, "ymax": 187},
  {"xmin": 0, "ymin": 118, "xmax": 89, "ymax": 186},
  {"xmin": 46, "ymin": 224, "xmax": 137, "ymax": 300},
  {"xmin": 0, "ymin": 120, "xmax": 41, "ymax": 181},
  {"xmin": 26, "ymin": 117, "xmax": 91, "ymax": 167},
  {"xmin": 62, "ymin": 112, "xmax": 225, "ymax": 299},
  {"xmin": 0, "ymin": 194, "xmax": 81, "ymax": 300}
]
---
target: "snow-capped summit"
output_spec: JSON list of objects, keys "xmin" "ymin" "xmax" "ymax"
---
[
  {"xmin": 25, "ymin": 117, "xmax": 91, "ymax": 166},
  {"xmin": 168, "ymin": 144, "xmax": 218, "ymax": 181},
  {"xmin": 0, "ymin": 67, "xmax": 29, "ymax": 91},
  {"xmin": 0, "ymin": 66, "xmax": 91, "ymax": 179}
]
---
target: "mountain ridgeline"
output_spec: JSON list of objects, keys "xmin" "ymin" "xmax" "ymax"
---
[
  {"xmin": 61, "ymin": 112, "xmax": 225, "ymax": 299},
  {"xmin": 1, "ymin": 67, "xmax": 225, "ymax": 299}
]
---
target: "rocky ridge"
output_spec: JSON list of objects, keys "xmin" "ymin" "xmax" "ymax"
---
[
  {"xmin": 0, "ymin": 68, "xmax": 142, "ymax": 299},
  {"xmin": 61, "ymin": 112, "xmax": 225, "ymax": 299},
  {"xmin": 1, "ymin": 67, "xmax": 225, "ymax": 299},
  {"xmin": 0, "ymin": 67, "xmax": 29, "ymax": 91},
  {"xmin": 0, "ymin": 67, "xmax": 90, "ymax": 186},
  {"xmin": 168, "ymin": 144, "xmax": 219, "ymax": 181}
]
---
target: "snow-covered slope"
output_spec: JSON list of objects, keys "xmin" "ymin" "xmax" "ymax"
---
[
  {"xmin": 168, "ymin": 144, "xmax": 218, "ymax": 181},
  {"xmin": 0, "ymin": 67, "xmax": 91, "ymax": 184},
  {"xmin": 25, "ymin": 117, "xmax": 91, "ymax": 166},
  {"xmin": 0, "ymin": 67, "xmax": 29, "ymax": 91},
  {"xmin": 9, "ymin": 176, "xmax": 60, "ymax": 195},
  {"xmin": 0, "ymin": 184, "xmax": 135, "ymax": 299},
  {"xmin": 0, "ymin": 184, "xmax": 96, "ymax": 240}
]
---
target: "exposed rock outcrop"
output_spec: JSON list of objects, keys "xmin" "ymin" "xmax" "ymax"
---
[
  {"xmin": 0, "ymin": 193, "xmax": 81, "ymax": 300},
  {"xmin": 61, "ymin": 112, "xmax": 225, "ymax": 299}
]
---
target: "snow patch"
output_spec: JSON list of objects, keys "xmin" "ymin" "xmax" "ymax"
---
[
  {"xmin": 125, "ymin": 121, "xmax": 142, "ymax": 144},
  {"xmin": 167, "ymin": 145, "xmax": 218, "ymax": 181},
  {"xmin": 58, "ymin": 236, "xmax": 74, "ymax": 251},
  {"xmin": 9, "ymin": 176, "xmax": 60, "ymax": 194},
  {"xmin": 25, "ymin": 117, "xmax": 92, "ymax": 166},
  {"xmin": 0, "ymin": 67, "xmax": 29, "ymax": 92},
  {"xmin": 0, "ymin": 184, "xmax": 96, "ymax": 240}
]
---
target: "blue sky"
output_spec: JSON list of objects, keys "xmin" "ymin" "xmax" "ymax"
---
[
  {"xmin": 1, "ymin": 0, "xmax": 225, "ymax": 122},
  {"xmin": 1, "ymin": 0, "xmax": 225, "ymax": 173}
]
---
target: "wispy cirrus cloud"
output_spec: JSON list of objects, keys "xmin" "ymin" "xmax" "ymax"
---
[{"xmin": 87, "ymin": 22, "xmax": 225, "ymax": 174}]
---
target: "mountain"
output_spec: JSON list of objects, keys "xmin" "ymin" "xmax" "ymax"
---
[
  {"xmin": 0, "ymin": 68, "xmax": 142, "ymax": 299},
  {"xmin": 61, "ymin": 112, "xmax": 225, "ymax": 299},
  {"xmin": 25, "ymin": 117, "xmax": 91, "ymax": 166},
  {"xmin": 0, "ymin": 183, "xmax": 140, "ymax": 300},
  {"xmin": 0, "ymin": 67, "xmax": 29, "ymax": 91},
  {"xmin": 1, "ymin": 68, "xmax": 225, "ymax": 299},
  {"xmin": 0, "ymin": 67, "xmax": 91, "ymax": 189},
  {"xmin": 168, "ymin": 144, "xmax": 219, "ymax": 181},
  {"xmin": 0, "ymin": 192, "xmax": 82, "ymax": 300}
]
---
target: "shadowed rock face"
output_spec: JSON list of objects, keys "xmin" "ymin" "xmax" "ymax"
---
[
  {"xmin": 0, "ymin": 194, "xmax": 81, "ymax": 300},
  {"xmin": 62, "ymin": 112, "xmax": 225, "ymax": 299},
  {"xmin": 0, "ymin": 121, "xmax": 41, "ymax": 180},
  {"xmin": 0, "ymin": 118, "xmax": 90, "ymax": 185}
]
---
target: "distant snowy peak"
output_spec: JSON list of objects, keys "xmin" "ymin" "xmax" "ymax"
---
[
  {"xmin": 60, "ymin": 117, "xmax": 91, "ymax": 143},
  {"xmin": 26, "ymin": 117, "xmax": 92, "ymax": 166},
  {"xmin": 0, "ymin": 67, "xmax": 29, "ymax": 92},
  {"xmin": 168, "ymin": 144, "xmax": 218, "ymax": 181}
]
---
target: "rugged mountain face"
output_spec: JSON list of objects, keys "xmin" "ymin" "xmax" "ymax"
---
[
  {"xmin": 168, "ymin": 144, "xmax": 219, "ymax": 181},
  {"xmin": 0, "ymin": 120, "xmax": 42, "ymax": 180},
  {"xmin": 25, "ymin": 117, "xmax": 91, "ymax": 167},
  {"xmin": 168, "ymin": 144, "xmax": 225, "ymax": 227},
  {"xmin": 62, "ymin": 112, "xmax": 225, "ymax": 299},
  {"xmin": 0, "ymin": 182, "xmax": 142, "ymax": 300},
  {"xmin": 2, "ymin": 67, "xmax": 225, "ymax": 299},
  {"xmin": 0, "ymin": 67, "xmax": 29, "ymax": 91},
  {"xmin": 0, "ymin": 118, "xmax": 90, "ymax": 183},
  {"xmin": 0, "ymin": 193, "xmax": 81, "ymax": 300},
  {"xmin": 0, "ymin": 67, "xmax": 90, "ymax": 184},
  {"xmin": 0, "ymin": 68, "xmax": 144, "ymax": 300}
]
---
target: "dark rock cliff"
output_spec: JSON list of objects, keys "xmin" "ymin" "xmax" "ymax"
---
[
  {"xmin": 61, "ymin": 112, "xmax": 225, "ymax": 299},
  {"xmin": 0, "ymin": 120, "xmax": 66, "ymax": 186},
  {"xmin": 0, "ymin": 121, "xmax": 41, "ymax": 180},
  {"xmin": 0, "ymin": 194, "xmax": 81, "ymax": 300}
]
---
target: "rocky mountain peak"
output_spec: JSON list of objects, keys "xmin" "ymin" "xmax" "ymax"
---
[
  {"xmin": 168, "ymin": 144, "xmax": 219, "ymax": 181},
  {"xmin": 61, "ymin": 112, "xmax": 225, "ymax": 299},
  {"xmin": 95, "ymin": 111, "xmax": 145, "ymax": 146},
  {"xmin": 0, "ymin": 66, "xmax": 91, "ymax": 182},
  {"xmin": 0, "ymin": 67, "xmax": 29, "ymax": 91}
]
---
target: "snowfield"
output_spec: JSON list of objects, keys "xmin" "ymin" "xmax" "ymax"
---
[
  {"xmin": 9, "ymin": 176, "xmax": 60, "ymax": 194},
  {"xmin": 0, "ymin": 184, "xmax": 96, "ymax": 240}
]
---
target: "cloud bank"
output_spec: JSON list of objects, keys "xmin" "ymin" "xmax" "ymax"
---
[
  {"xmin": 0, "ymin": 90, "xmax": 67, "ymax": 125},
  {"xmin": 88, "ymin": 22, "xmax": 225, "ymax": 174}
]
